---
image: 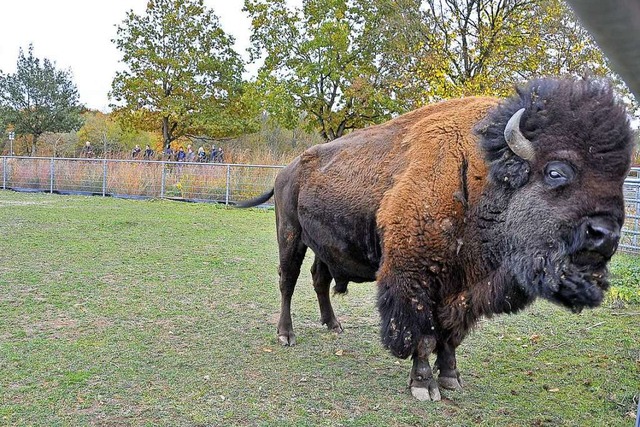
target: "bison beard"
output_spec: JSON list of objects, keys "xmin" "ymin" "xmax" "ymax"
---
[{"xmin": 239, "ymin": 77, "xmax": 634, "ymax": 401}]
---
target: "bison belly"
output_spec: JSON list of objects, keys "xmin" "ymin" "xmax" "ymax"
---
[
  {"xmin": 293, "ymin": 134, "xmax": 400, "ymax": 284},
  {"xmin": 299, "ymin": 206, "xmax": 380, "ymax": 283}
]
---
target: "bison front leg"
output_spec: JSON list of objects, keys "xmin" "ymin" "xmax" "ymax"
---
[
  {"xmin": 435, "ymin": 340, "xmax": 464, "ymax": 391},
  {"xmin": 378, "ymin": 269, "xmax": 441, "ymax": 401},
  {"xmin": 409, "ymin": 336, "xmax": 441, "ymax": 401}
]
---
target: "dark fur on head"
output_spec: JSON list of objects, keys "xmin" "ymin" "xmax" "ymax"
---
[
  {"xmin": 473, "ymin": 77, "xmax": 634, "ymax": 313},
  {"xmin": 476, "ymin": 77, "xmax": 634, "ymax": 189}
]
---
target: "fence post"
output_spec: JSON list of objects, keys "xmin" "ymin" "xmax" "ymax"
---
[
  {"xmin": 635, "ymin": 182, "xmax": 640, "ymax": 248},
  {"xmin": 225, "ymin": 165, "xmax": 231, "ymax": 205},
  {"xmin": 102, "ymin": 159, "xmax": 108, "ymax": 197},
  {"xmin": 50, "ymin": 158, "xmax": 55, "ymax": 193},
  {"xmin": 2, "ymin": 157, "xmax": 6, "ymax": 190},
  {"xmin": 161, "ymin": 161, "xmax": 166, "ymax": 198}
]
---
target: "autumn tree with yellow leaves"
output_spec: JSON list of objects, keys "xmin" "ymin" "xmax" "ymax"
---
[{"xmin": 246, "ymin": 0, "xmax": 618, "ymax": 141}]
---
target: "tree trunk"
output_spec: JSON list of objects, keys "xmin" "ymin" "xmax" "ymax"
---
[
  {"xmin": 162, "ymin": 116, "xmax": 171, "ymax": 149},
  {"xmin": 31, "ymin": 134, "xmax": 39, "ymax": 157}
]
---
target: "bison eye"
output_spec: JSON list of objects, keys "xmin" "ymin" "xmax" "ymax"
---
[{"xmin": 544, "ymin": 161, "xmax": 575, "ymax": 188}]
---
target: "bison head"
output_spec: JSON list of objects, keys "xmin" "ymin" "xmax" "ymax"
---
[{"xmin": 475, "ymin": 78, "xmax": 634, "ymax": 312}]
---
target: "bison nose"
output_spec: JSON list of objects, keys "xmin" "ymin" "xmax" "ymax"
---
[{"xmin": 582, "ymin": 217, "xmax": 620, "ymax": 259}]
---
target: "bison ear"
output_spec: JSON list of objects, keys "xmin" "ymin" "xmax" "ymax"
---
[{"xmin": 490, "ymin": 152, "xmax": 531, "ymax": 189}]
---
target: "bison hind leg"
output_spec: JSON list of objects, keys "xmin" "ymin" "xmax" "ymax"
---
[
  {"xmin": 332, "ymin": 279, "xmax": 349, "ymax": 295},
  {"xmin": 311, "ymin": 257, "xmax": 343, "ymax": 334},
  {"xmin": 276, "ymin": 230, "xmax": 308, "ymax": 347}
]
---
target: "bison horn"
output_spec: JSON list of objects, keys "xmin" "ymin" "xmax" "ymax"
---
[{"xmin": 504, "ymin": 108, "xmax": 535, "ymax": 161}]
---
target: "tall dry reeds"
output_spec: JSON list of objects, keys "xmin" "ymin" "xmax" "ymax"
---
[{"xmin": 1, "ymin": 157, "xmax": 281, "ymax": 203}]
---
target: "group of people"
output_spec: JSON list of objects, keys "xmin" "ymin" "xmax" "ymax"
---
[
  {"xmin": 129, "ymin": 143, "xmax": 224, "ymax": 163},
  {"xmin": 162, "ymin": 144, "xmax": 224, "ymax": 163},
  {"xmin": 81, "ymin": 141, "xmax": 226, "ymax": 163},
  {"xmin": 130, "ymin": 144, "xmax": 155, "ymax": 159}
]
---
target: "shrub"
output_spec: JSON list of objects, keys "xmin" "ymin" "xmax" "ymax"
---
[{"xmin": 607, "ymin": 253, "xmax": 640, "ymax": 305}]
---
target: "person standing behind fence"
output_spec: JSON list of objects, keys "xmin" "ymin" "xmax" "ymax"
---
[
  {"xmin": 186, "ymin": 144, "xmax": 195, "ymax": 162},
  {"xmin": 144, "ymin": 145, "xmax": 154, "ymax": 159},
  {"xmin": 210, "ymin": 144, "xmax": 218, "ymax": 163},
  {"xmin": 176, "ymin": 146, "xmax": 186, "ymax": 162},
  {"xmin": 82, "ymin": 141, "xmax": 94, "ymax": 158},
  {"xmin": 217, "ymin": 147, "xmax": 224, "ymax": 163},
  {"xmin": 164, "ymin": 146, "xmax": 173, "ymax": 161},
  {"xmin": 131, "ymin": 144, "xmax": 141, "ymax": 158},
  {"xmin": 197, "ymin": 146, "xmax": 206, "ymax": 162}
]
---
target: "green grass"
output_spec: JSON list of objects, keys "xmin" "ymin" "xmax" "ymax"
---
[
  {"xmin": 608, "ymin": 253, "xmax": 640, "ymax": 304},
  {"xmin": 0, "ymin": 190, "xmax": 638, "ymax": 426}
]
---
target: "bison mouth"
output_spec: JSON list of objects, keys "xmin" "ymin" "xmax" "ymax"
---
[
  {"xmin": 570, "ymin": 248, "xmax": 609, "ymax": 271},
  {"xmin": 542, "ymin": 249, "xmax": 611, "ymax": 313},
  {"xmin": 523, "ymin": 246, "xmax": 612, "ymax": 314},
  {"xmin": 543, "ymin": 216, "xmax": 620, "ymax": 312},
  {"xmin": 555, "ymin": 262, "xmax": 609, "ymax": 313}
]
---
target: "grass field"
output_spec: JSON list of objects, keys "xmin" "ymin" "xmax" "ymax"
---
[{"xmin": 0, "ymin": 190, "xmax": 638, "ymax": 426}]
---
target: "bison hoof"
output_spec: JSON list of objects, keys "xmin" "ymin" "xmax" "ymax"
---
[
  {"xmin": 410, "ymin": 379, "xmax": 441, "ymax": 402},
  {"xmin": 326, "ymin": 321, "xmax": 343, "ymax": 334},
  {"xmin": 438, "ymin": 375, "xmax": 463, "ymax": 391},
  {"xmin": 277, "ymin": 332, "xmax": 296, "ymax": 346}
]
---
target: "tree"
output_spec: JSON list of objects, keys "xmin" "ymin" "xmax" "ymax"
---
[
  {"xmin": 111, "ymin": 0, "xmax": 255, "ymax": 150},
  {"xmin": 391, "ymin": 0, "xmax": 612, "ymax": 100},
  {"xmin": 0, "ymin": 44, "xmax": 84, "ymax": 156},
  {"xmin": 247, "ymin": 0, "xmax": 620, "ymax": 142},
  {"xmin": 77, "ymin": 111, "xmax": 157, "ymax": 157},
  {"xmin": 245, "ymin": 0, "xmax": 409, "ymax": 141}
]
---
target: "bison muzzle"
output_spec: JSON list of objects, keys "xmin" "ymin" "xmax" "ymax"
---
[{"xmin": 239, "ymin": 77, "xmax": 634, "ymax": 401}]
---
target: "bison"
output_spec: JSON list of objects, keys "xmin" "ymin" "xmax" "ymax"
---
[{"xmin": 239, "ymin": 77, "xmax": 634, "ymax": 401}]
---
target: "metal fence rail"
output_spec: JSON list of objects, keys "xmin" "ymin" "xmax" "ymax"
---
[
  {"xmin": 1, "ymin": 157, "xmax": 639, "ymax": 253},
  {"xmin": 622, "ymin": 168, "xmax": 640, "ymax": 253}
]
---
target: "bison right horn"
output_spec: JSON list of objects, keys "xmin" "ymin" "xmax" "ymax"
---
[{"xmin": 504, "ymin": 108, "xmax": 535, "ymax": 161}]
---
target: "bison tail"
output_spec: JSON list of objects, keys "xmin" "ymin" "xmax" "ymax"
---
[
  {"xmin": 377, "ymin": 273, "xmax": 435, "ymax": 359},
  {"xmin": 235, "ymin": 188, "xmax": 275, "ymax": 208}
]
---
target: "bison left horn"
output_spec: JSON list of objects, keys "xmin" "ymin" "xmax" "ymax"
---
[{"xmin": 504, "ymin": 108, "xmax": 535, "ymax": 161}]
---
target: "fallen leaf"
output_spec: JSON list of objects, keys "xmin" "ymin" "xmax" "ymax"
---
[
  {"xmin": 262, "ymin": 347, "xmax": 273, "ymax": 353},
  {"xmin": 548, "ymin": 388, "xmax": 560, "ymax": 393},
  {"xmin": 335, "ymin": 349, "xmax": 344, "ymax": 356},
  {"xmin": 529, "ymin": 334, "xmax": 541, "ymax": 344}
]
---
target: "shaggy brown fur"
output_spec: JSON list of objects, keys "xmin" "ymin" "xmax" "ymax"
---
[{"xmin": 374, "ymin": 98, "xmax": 498, "ymax": 358}]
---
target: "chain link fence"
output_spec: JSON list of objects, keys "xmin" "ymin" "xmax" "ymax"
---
[
  {"xmin": 622, "ymin": 167, "xmax": 640, "ymax": 253},
  {"xmin": 0, "ymin": 156, "xmax": 281, "ymax": 205},
  {"xmin": 1, "ymin": 157, "xmax": 639, "ymax": 253}
]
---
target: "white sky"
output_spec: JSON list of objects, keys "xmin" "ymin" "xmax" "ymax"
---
[{"xmin": 0, "ymin": 1, "xmax": 297, "ymax": 112}]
